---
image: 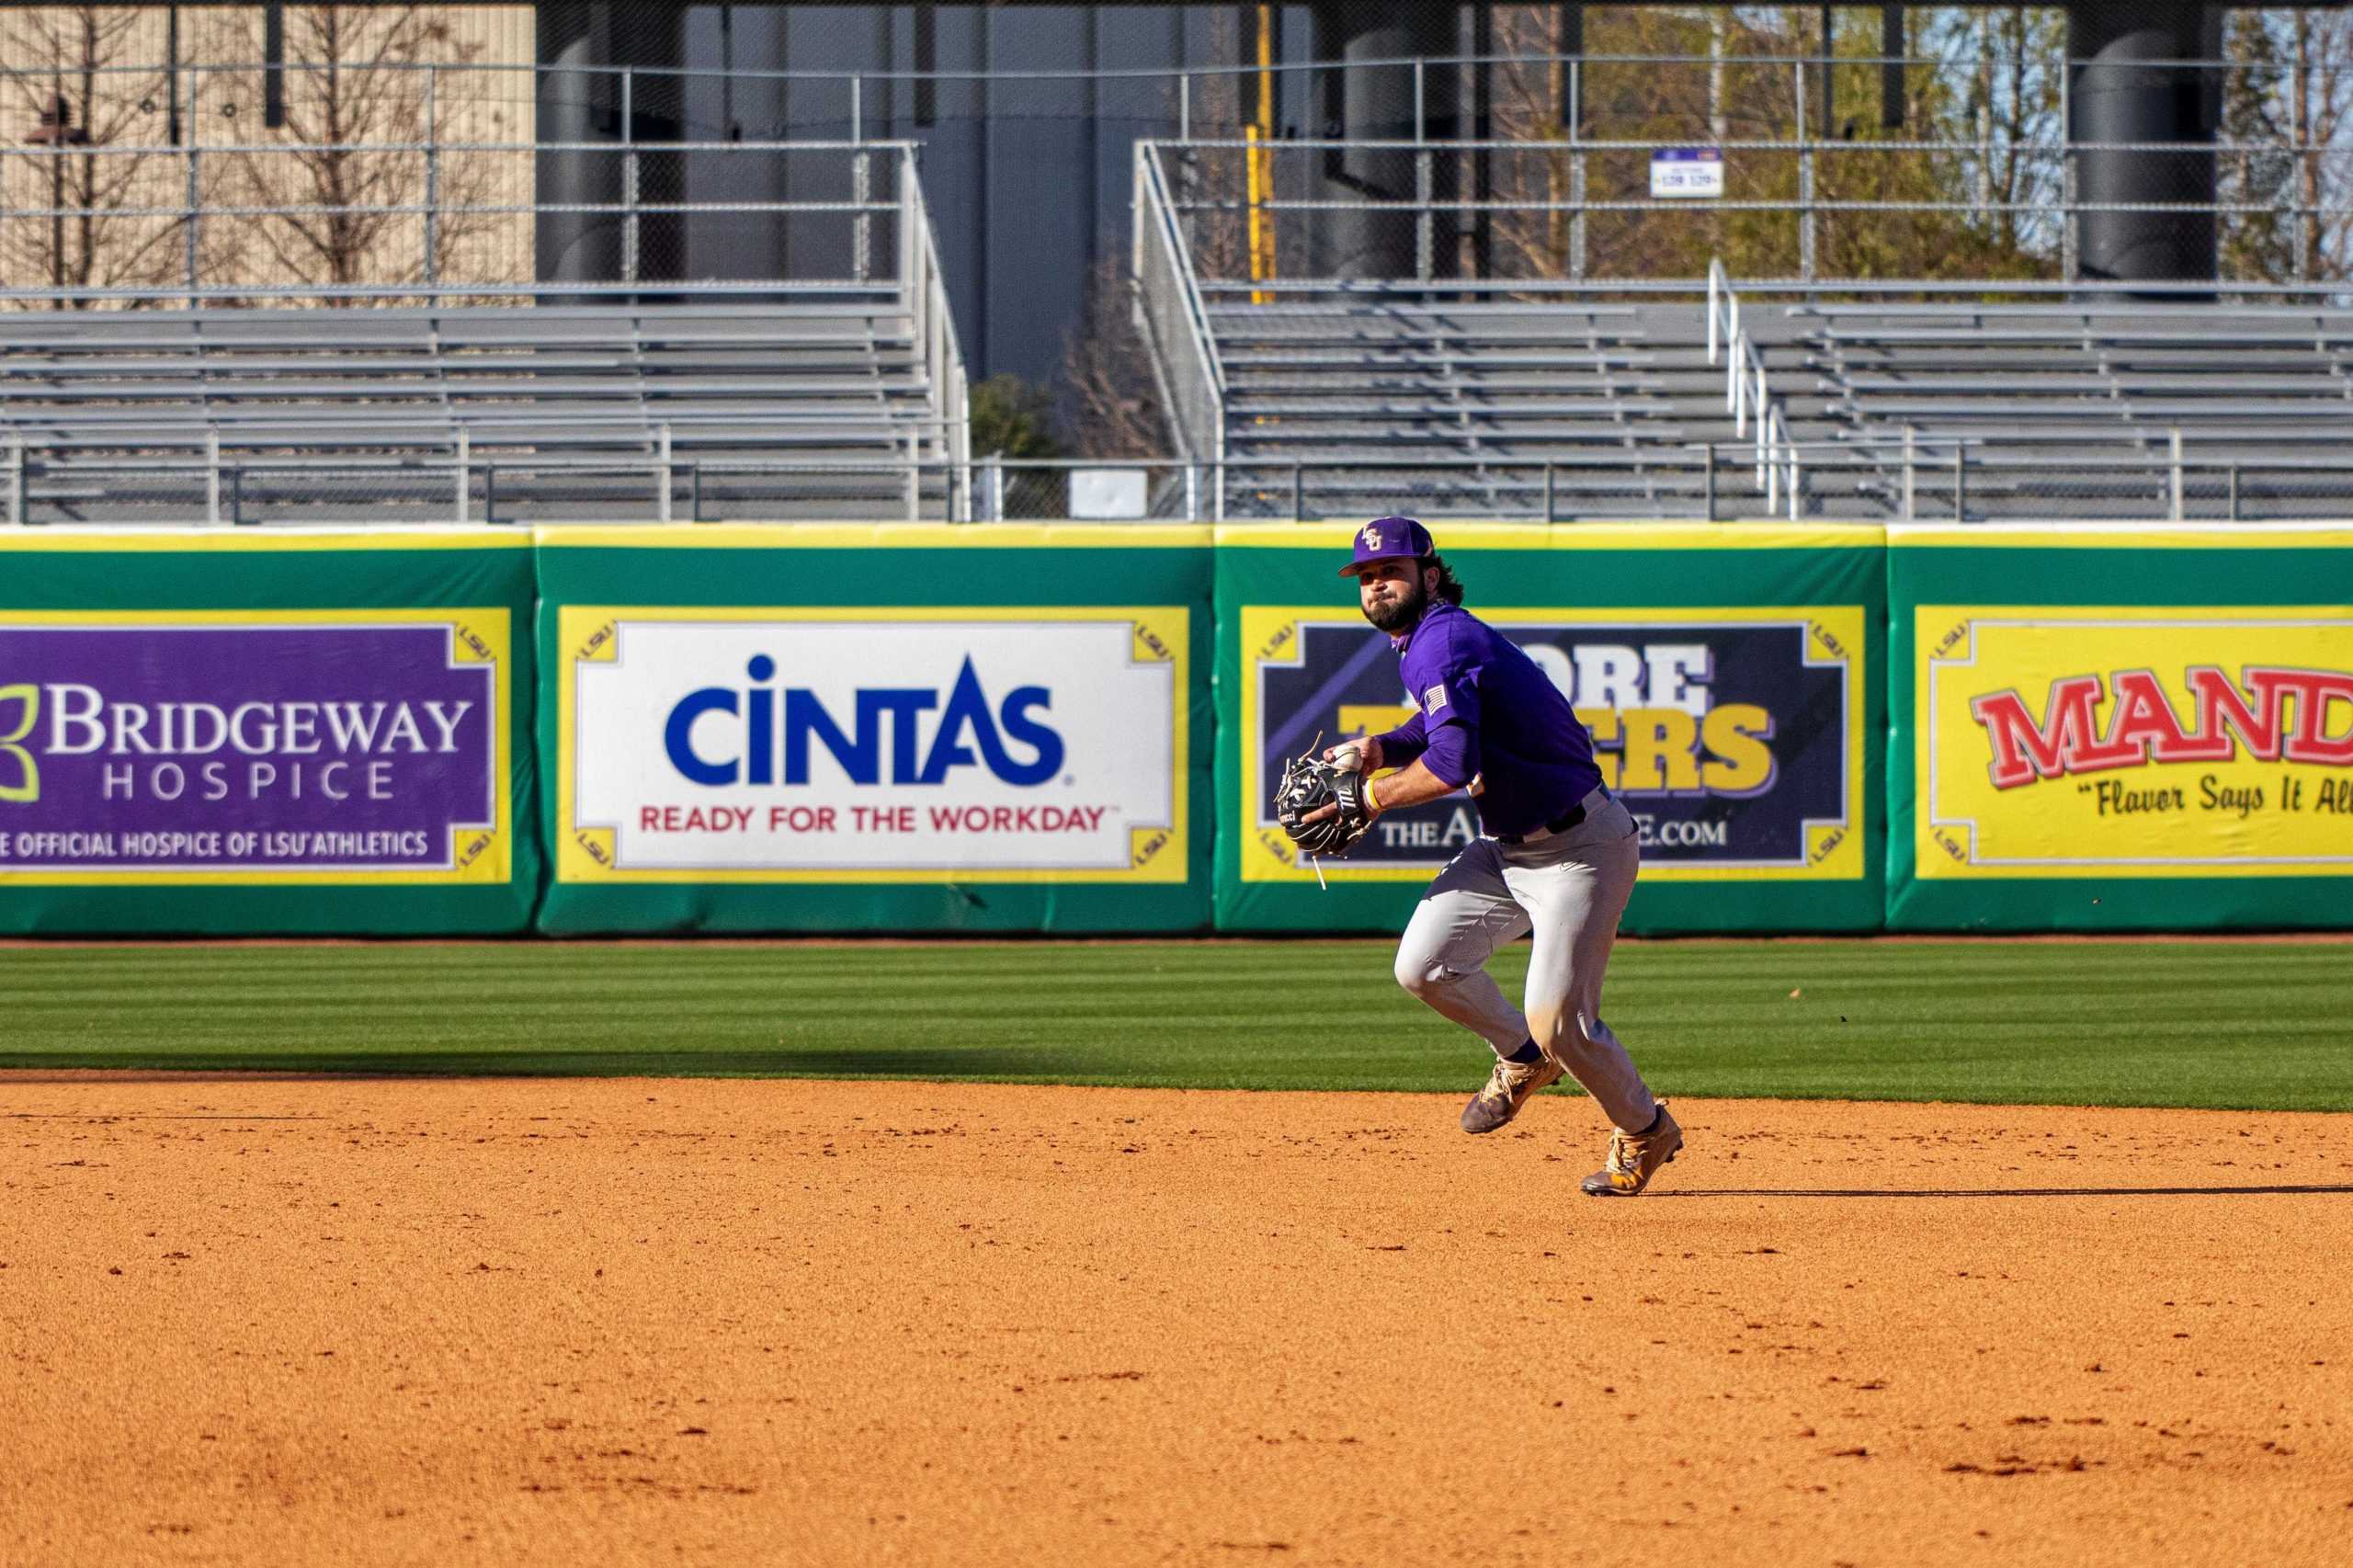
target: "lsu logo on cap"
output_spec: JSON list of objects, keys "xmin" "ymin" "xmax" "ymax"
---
[{"xmin": 1360, "ymin": 523, "xmax": 1382, "ymax": 551}]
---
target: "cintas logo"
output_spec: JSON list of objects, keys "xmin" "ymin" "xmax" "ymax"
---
[
  {"xmin": 663, "ymin": 654, "xmax": 1065, "ymax": 788},
  {"xmin": 1970, "ymin": 665, "xmax": 2353, "ymax": 789},
  {"xmin": 0, "ymin": 683, "xmax": 37, "ymax": 802}
]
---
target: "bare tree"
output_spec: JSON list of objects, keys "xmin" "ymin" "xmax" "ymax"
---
[
  {"xmin": 0, "ymin": 5, "xmax": 185, "ymax": 307},
  {"xmin": 1059, "ymin": 254, "xmax": 1167, "ymax": 459},
  {"xmin": 2223, "ymin": 7, "xmax": 2353, "ymax": 285},
  {"xmin": 197, "ymin": 5, "xmax": 509, "ymax": 293}
]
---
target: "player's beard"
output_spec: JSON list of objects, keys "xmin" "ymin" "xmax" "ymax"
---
[{"xmin": 1363, "ymin": 573, "xmax": 1428, "ymax": 635}]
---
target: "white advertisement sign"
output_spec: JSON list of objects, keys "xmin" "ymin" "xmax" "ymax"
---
[
  {"xmin": 1650, "ymin": 148, "xmax": 1725, "ymax": 199},
  {"xmin": 561, "ymin": 608, "xmax": 1185, "ymax": 881}
]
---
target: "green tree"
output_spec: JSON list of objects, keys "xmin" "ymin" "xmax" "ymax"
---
[{"xmin": 968, "ymin": 374, "xmax": 1063, "ymax": 460}]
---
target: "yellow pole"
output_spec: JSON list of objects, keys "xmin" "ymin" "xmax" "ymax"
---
[{"xmin": 1248, "ymin": 3, "xmax": 1276, "ymax": 303}]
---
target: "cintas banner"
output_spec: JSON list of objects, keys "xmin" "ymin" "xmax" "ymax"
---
[
  {"xmin": 530, "ymin": 525, "xmax": 1216, "ymax": 934},
  {"xmin": 557, "ymin": 608, "xmax": 1187, "ymax": 882}
]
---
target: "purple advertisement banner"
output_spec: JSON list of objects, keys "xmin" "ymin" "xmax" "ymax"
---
[{"xmin": 0, "ymin": 616, "xmax": 504, "ymax": 880}]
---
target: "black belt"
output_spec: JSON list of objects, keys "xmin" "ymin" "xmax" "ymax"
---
[{"xmin": 1496, "ymin": 789, "xmax": 1606, "ymax": 846}]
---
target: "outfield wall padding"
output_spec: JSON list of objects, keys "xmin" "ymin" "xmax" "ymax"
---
[
  {"xmin": 1214, "ymin": 524, "xmax": 1888, "ymax": 935},
  {"xmin": 9, "ymin": 521, "xmax": 2348, "ymax": 938},
  {"xmin": 530, "ymin": 525, "xmax": 1215, "ymax": 935},
  {"xmin": 0, "ymin": 529, "xmax": 540, "ymax": 936},
  {"xmin": 1885, "ymin": 523, "xmax": 2353, "ymax": 932}
]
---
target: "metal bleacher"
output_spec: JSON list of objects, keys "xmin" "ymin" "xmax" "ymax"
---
[
  {"xmin": 1203, "ymin": 293, "xmax": 1760, "ymax": 520},
  {"xmin": 1769, "ymin": 299, "xmax": 2353, "ymax": 519},
  {"xmin": 1, "ymin": 143, "xmax": 969, "ymax": 526},
  {"xmin": 1135, "ymin": 142, "xmax": 2353, "ymax": 523}
]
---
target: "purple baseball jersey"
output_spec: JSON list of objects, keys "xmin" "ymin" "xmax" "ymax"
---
[{"xmin": 1372, "ymin": 599, "xmax": 1606, "ymax": 838}]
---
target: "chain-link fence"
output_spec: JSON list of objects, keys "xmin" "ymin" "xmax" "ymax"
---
[
  {"xmin": 0, "ymin": 130, "xmax": 908, "ymax": 302},
  {"xmin": 17, "ymin": 440, "xmax": 2353, "ymax": 527},
  {"xmin": 1161, "ymin": 133, "xmax": 2353, "ymax": 290},
  {"xmin": 11, "ymin": 43, "xmax": 2353, "ymax": 300},
  {"xmin": 1131, "ymin": 144, "xmax": 1223, "ymax": 469}
]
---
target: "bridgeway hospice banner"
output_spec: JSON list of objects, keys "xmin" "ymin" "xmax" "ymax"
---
[
  {"xmin": 536, "ymin": 526, "xmax": 1212, "ymax": 934},
  {"xmin": 1217, "ymin": 523, "xmax": 1886, "ymax": 934},
  {"xmin": 0, "ymin": 531, "xmax": 538, "ymax": 935},
  {"xmin": 1888, "ymin": 524, "xmax": 2353, "ymax": 930}
]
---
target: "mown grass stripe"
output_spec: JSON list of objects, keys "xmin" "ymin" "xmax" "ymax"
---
[{"xmin": 1, "ymin": 938, "xmax": 2347, "ymax": 1111}]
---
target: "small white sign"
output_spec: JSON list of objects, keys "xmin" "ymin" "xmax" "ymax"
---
[
  {"xmin": 1070, "ymin": 468, "xmax": 1150, "ymax": 519},
  {"xmin": 1650, "ymin": 148, "xmax": 1725, "ymax": 199}
]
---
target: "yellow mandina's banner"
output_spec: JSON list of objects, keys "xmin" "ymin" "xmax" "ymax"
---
[{"xmin": 1917, "ymin": 607, "xmax": 2353, "ymax": 878}]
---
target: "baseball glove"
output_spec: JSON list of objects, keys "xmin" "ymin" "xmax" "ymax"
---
[{"xmin": 1274, "ymin": 749, "xmax": 1377, "ymax": 858}]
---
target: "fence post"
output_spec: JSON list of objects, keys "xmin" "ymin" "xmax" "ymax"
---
[
  {"xmin": 6, "ymin": 436, "xmax": 21, "ymax": 525},
  {"xmin": 989, "ymin": 456, "xmax": 1006, "ymax": 521},
  {"xmin": 424, "ymin": 65, "xmax": 440, "ymax": 285},
  {"xmin": 1568, "ymin": 60, "xmax": 1586, "ymax": 282},
  {"xmin": 1794, "ymin": 58, "xmax": 1815, "ymax": 282},
  {"xmin": 621, "ymin": 70, "xmax": 640, "ymax": 285},
  {"xmin": 1543, "ymin": 461, "xmax": 1556, "ymax": 523},
  {"xmin": 657, "ymin": 424, "xmax": 674, "ymax": 523},
  {"xmin": 184, "ymin": 67, "xmax": 202, "ymax": 301},
  {"xmin": 1902, "ymin": 425, "xmax": 1915, "ymax": 520},
  {"xmin": 1779, "ymin": 414, "xmax": 1797, "ymax": 517},
  {"xmin": 1179, "ymin": 73, "xmax": 1190, "ymax": 140},
  {"xmin": 2059, "ymin": 64, "xmax": 2077, "ymax": 281},
  {"xmin": 1185, "ymin": 461, "xmax": 1200, "ymax": 522},
  {"xmin": 1953, "ymin": 442, "xmax": 1966, "ymax": 522},
  {"xmin": 483, "ymin": 462, "xmax": 496, "ymax": 526},
  {"xmin": 205, "ymin": 431, "xmax": 221, "ymax": 526},
  {"xmin": 454, "ymin": 427, "xmax": 469, "ymax": 523},
  {"xmin": 854, "ymin": 140, "xmax": 872, "ymax": 284},
  {"xmin": 689, "ymin": 461, "xmax": 703, "ymax": 523},
  {"xmin": 1290, "ymin": 462, "xmax": 1303, "ymax": 522},
  {"xmin": 1702, "ymin": 443, "xmax": 1716, "ymax": 521},
  {"xmin": 2169, "ymin": 427, "xmax": 2184, "ymax": 520},
  {"xmin": 852, "ymin": 77, "xmax": 871, "ymax": 283},
  {"xmin": 1415, "ymin": 148, "xmax": 1433, "ymax": 282}
]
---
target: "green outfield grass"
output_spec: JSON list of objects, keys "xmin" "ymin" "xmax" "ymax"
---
[{"xmin": 1, "ymin": 938, "xmax": 2348, "ymax": 1111}]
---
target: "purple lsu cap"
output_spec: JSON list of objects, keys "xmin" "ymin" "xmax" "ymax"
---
[{"xmin": 1340, "ymin": 515, "xmax": 1435, "ymax": 576}]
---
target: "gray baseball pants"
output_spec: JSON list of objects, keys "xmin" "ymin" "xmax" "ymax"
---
[{"xmin": 1392, "ymin": 790, "xmax": 1658, "ymax": 1134}]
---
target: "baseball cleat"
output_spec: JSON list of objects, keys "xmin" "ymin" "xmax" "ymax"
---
[
  {"xmin": 1461, "ymin": 1053, "xmax": 1563, "ymax": 1133},
  {"xmin": 1580, "ymin": 1103, "xmax": 1684, "ymax": 1197}
]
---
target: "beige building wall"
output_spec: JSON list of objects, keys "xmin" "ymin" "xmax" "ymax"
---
[{"xmin": 1, "ymin": 6, "xmax": 535, "ymax": 301}]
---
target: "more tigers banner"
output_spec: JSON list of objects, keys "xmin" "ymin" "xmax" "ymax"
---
[{"xmin": 1217, "ymin": 523, "xmax": 1887, "ymax": 935}]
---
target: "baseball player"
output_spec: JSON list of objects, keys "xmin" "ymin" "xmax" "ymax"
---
[{"xmin": 1287, "ymin": 517, "xmax": 1682, "ymax": 1197}]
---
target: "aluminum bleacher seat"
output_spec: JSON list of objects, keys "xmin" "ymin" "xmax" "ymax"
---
[
  {"xmin": 1754, "ymin": 300, "xmax": 2353, "ymax": 518},
  {"xmin": 0, "ymin": 299, "xmax": 962, "ymax": 523},
  {"xmin": 1202, "ymin": 294, "xmax": 1770, "ymax": 519}
]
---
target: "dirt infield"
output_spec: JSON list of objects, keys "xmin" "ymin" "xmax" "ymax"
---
[{"xmin": 6, "ymin": 1078, "xmax": 2349, "ymax": 1566}]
